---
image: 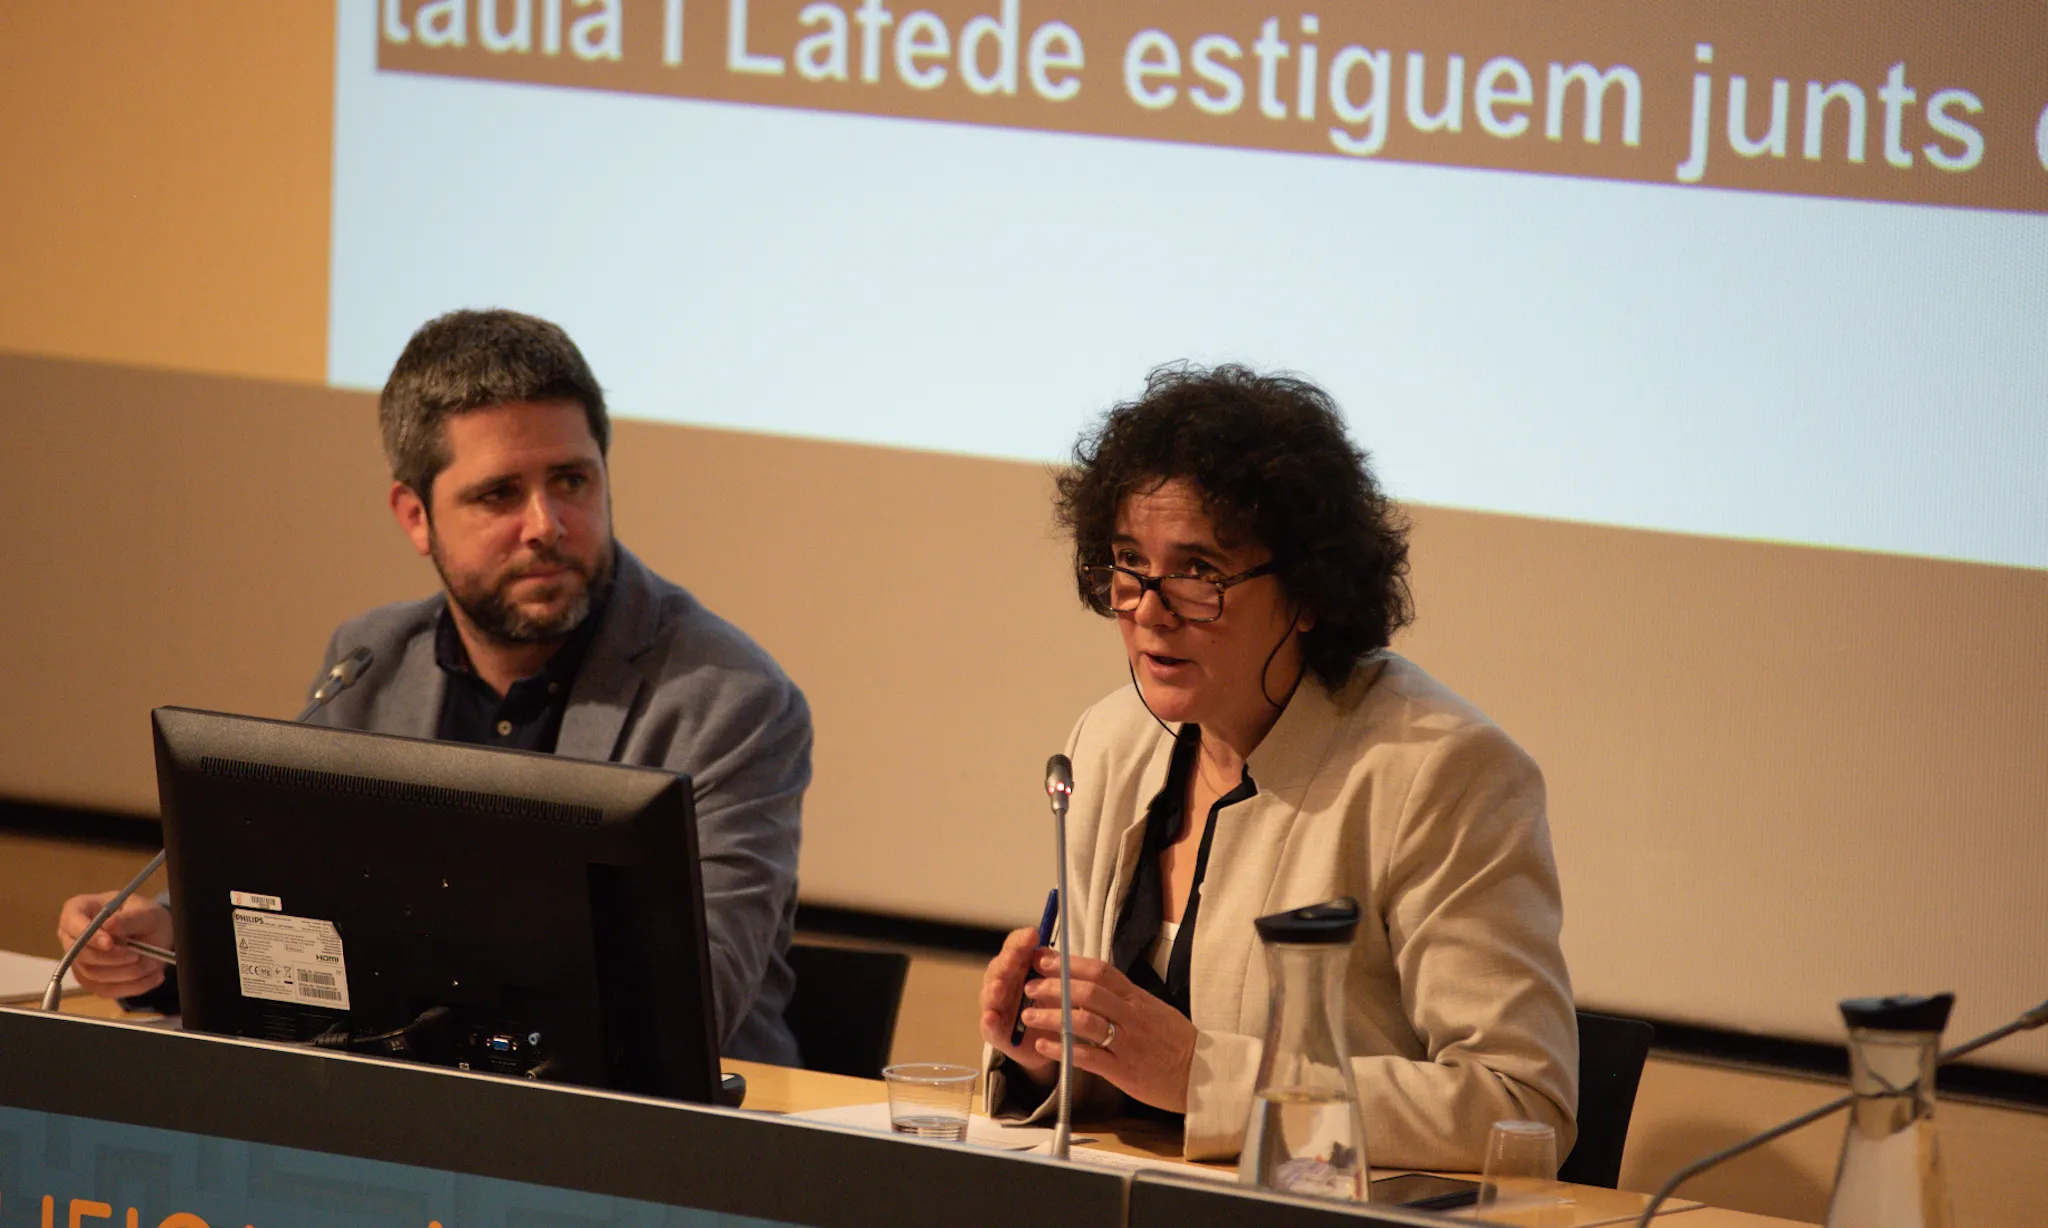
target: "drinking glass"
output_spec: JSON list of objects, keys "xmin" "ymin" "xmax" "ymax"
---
[
  {"xmin": 881, "ymin": 1063, "xmax": 977, "ymax": 1141},
  {"xmin": 1474, "ymin": 1119, "xmax": 1572, "ymax": 1227}
]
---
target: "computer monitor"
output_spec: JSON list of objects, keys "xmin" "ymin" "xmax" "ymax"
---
[{"xmin": 153, "ymin": 706, "xmax": 722, "ymax": 1104}]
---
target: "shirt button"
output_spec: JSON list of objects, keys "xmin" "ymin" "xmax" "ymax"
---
[
  {"xmin": 547, "ymin": 682, "xmax": 560, "ymax": 695},
  {"xmin": 496, "ymin": 720, "xmax": 513, "ymax": 736}
]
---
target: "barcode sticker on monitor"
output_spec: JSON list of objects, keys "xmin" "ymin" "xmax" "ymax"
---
[
  {"xmin": 232, "ymin": 908, "xmax": 351, "ymax": 1011},
  {"xmin": 230, "ymin": 891, "xmax": 282, "ymax": 912}
]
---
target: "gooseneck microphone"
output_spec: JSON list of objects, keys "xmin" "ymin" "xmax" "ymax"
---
[
  {"xmin": 299, "ymin": 646, "xmax": 375, "ymax": 721},
  {"xmin": 44, "ymin": 648, "xmax": 377, "ymax": 1011},
  {"xmin": 1632, "ymin": 995, "xmax": 2048, "ymax": 1226},
  {"xmin": 1044, "ymin": 753, "xmax": 1076, "ymax": 1160}
]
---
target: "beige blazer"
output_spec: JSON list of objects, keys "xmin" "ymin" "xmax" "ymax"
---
[{"xmin": 986, "ymin": 652, "xmax": 1577, "ymax": 1170}]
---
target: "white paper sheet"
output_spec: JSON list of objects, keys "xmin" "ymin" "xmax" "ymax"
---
[
  {"xmin": 788, "ymin": 1101, "xmax": 1082, "ymax": 1152},
  {"xmin": 0, "ymin": 949, "xmax": 80, "ymax": 1005}
]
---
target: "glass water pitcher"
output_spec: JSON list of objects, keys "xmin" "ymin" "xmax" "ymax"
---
[
  {"xmin": 1824, "ymin": 992, "xmax": 1956, "ymax": 1228},
  {"xmin": 1240, "ymin": 897, "xmax": 1371, "ymax": 1201}
]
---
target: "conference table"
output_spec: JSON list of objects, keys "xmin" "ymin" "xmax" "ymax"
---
[
  {"xmin": 35, "ymin": 996, "xmax": 1808, "ymax": 1228},
  {"xmin": 723, "ymin": 1058, "xmax": 1808, "ymax": 1228}
]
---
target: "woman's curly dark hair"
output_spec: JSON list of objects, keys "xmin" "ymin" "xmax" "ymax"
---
[{"xmin": 1055, "ymin": 363, "xmax": 1413, "ymax": 691}]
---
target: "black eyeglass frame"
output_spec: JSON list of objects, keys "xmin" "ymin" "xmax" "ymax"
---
[{"xmin": 1081, "ymin": 561, "xmax": 1279, "ymax": 623}]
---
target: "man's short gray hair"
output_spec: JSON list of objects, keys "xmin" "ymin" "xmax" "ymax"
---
[{"xmin": 379, "ymin": 309, "xmax": 610, "ymax": 500}]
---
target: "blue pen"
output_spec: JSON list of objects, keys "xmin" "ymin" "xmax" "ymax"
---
[{"xmin": 1008, "ymin": 888, "xmax": 1060, "ymax": 1046}]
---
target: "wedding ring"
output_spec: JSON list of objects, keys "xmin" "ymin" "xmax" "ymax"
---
[{"xmin": 1100, "ymin": 1019, "xmax": 1118, "ymax": 1053}]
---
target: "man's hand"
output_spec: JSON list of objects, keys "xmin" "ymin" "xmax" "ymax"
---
[
  {"xmin": 1018, "ymin": 950, "xmax": 1198, "ymax": 1114},
  {"xmin": 55, "ymin": 892, "xmax": 174, "ymax": 1000},
  {"xmin": 978, "ymin": 925, "xmax": 1061, "ymax": 1086}
]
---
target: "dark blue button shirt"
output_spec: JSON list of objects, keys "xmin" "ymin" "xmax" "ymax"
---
[{"xmin": 432, "ymin": 593, "xmax": 606, "ymax": 753}]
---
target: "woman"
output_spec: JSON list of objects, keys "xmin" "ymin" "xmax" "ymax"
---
[{"xmin": 978, "ymin": 365, "xmax": 1577, "ymax": 1170}]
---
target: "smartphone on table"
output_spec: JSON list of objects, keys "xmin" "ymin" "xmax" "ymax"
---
[{"xmin": 1369, "ymin": 1172, "xmax": 1481, "ymax": 1210}]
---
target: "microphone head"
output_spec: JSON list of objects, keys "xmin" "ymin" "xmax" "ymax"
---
[
  {"xmin": 310, "ymin": 646, "xmax": 375, "ymax": 708},
  {"xmin": 337, "ymin": 645, "xmax": 374, "ymax": 684},
  {"xmin": 1045, "ymin": 754, "xmax": 1074, "ymax": 807}
]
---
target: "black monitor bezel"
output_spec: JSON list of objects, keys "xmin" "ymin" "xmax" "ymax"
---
[{"xmin": 153, "ymin": 705, "xmax": 720, "ymax": 1103}]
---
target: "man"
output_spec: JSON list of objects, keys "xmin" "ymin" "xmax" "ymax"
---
[{"xmin": 57, "ymin": 309, "xmax": 810, "ymax": 1063}]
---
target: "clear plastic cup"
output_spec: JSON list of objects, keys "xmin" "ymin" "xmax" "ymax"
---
[
  {"xmin": 1475, "ymin": 1119, "xmax": 1572, "ymax": 1227},
  {"xmin": 881, "ymin": 1063, "xmax": 977, "ymax": 1142}
]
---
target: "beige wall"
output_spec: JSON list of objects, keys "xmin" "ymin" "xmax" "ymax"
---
[
  {"xmin": 1399, "ymin": 501, "xmax": 2048, "ymax": 1065},
  {"xmin": 0, "ymin": 5, "xmax": 331, "ymax": 384},
  {"xmin": 0, "ymin": 832, "xmax": 168, "ymax": 971}
]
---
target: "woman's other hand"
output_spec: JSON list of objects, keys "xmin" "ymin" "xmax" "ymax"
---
[
  {"xmin": 978, "ymin": 925, "xmax": 1060, "ymax": 1086},
  {"xmin": 1020, "ymin": 950, "xmax": 1197, "ymax": 1114}
]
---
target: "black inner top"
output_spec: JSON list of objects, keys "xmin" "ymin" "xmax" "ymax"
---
[
  {"xmin": 1111, "ymin": 724, "xmax": 1259, "ymax": 1018},
  {"xmin": 433, "ymin": 589, "xmax": 607, "ymax": 752}
]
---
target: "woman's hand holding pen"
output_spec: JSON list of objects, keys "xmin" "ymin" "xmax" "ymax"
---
[
  {"xmin": 978, "ymin": 925, "xmax": 1062, "ymax": 1086},
  {"xmin": 1016, "ymin": 950, "xmax": 1198, "ymax": 1115},
  {"xmin": 980, "ymin": 925, "xmax": 1200, "ymax": 1113}
]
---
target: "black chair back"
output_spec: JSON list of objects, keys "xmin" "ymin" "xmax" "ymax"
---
[
  {"xmin": 784, "ymin": 942, "xmax": 912, "ymax": 1080},
  {"xmin": 1557, "ymin": 1010, "xmax": 1655, "ymax": 1188}
]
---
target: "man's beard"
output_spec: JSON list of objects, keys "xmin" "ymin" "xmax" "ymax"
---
[{"xmin": 430, "ymin": 536, "xmax": 615, "ymax": 646}]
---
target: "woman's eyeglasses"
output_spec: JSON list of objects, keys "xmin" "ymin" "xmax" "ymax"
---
[{"xmin": 1081, "ymin": 562, "xmax": 1276, "ymax": 623}]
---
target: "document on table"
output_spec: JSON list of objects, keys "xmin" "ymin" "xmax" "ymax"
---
[
  {"xmin": 785, "ymin": 1103, "xmax": 1235, "ymax": 1182},
  {"xmin": 787, "ymin": 1102, "xmax": 1084, "ymax": 1151},
  {"xmin": 0, "ymin": 949, "xmax": 78, "ymax": 1005},
  {"xmin": 1034, "ymin": 1144, "xmax": 1235, "ymax": 1181}
]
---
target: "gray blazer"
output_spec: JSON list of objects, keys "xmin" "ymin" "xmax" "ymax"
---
[{"xmin": 306, "ymin": 544, "xmax": 809, "ymax": 1064}]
